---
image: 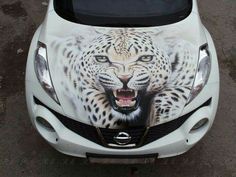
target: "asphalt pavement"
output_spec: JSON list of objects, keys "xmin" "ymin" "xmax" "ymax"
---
[{"xmin": 0, "ymin": 0, "xmax": 236, "ymax": 177}]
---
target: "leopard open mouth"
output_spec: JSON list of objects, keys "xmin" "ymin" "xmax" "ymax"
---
[
  {"xmin": 103, "ymin": 88, "xmax": 145, "ymax": 114},
  {"xmin": 105, "ymin": 88, "xmax": 144, "ymax": 113},
  {"xmin": 113, "ymin": 89, "xmax": 138, "ymax": 108}
]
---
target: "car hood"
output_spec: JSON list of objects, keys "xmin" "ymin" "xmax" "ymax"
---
[{"xmin": 40, "ymin": 10, "xmax": 206, "ymax": 129}]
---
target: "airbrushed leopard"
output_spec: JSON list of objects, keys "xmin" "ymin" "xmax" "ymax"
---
[{"xmin": 50, "ymin": 28, "xmax": 197, "ymax": 129}]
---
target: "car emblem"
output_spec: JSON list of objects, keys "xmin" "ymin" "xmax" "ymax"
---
[{"xmin": 113, "ymin": 132, "xmax": 132, "ymax": 145}]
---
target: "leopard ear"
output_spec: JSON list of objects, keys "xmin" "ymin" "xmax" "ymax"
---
[
  {"xmin": 70, "ymin": 27, "xmax": 99, "ymax": 49},
  {"xmin": 147, "ymin": 29, "xmax": 163, "ymax": 36},
  {"xmin": 147, "ymin": 29, "xmax": 167, "ymax": 49},
  {"xmin": 94, "ymin": 28, "xmax": 111, "ymax": 35},
  {"xmin": 49, "ymin": 27, "xmax": 107, "ymax": 57},
  {"xmin": 71, "ymin": 27, "xmax": 114, "ymax": 50},
  {"xmin": 148, "ymin": 29, "xmax": 181, "ymax": 56}
]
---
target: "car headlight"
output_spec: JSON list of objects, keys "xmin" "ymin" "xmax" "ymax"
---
[
  {"xmin": 34, "ymin": 42, "xmax": 60, "ymax": 104},
  {"xmin": 187, "ymin": 44, "xmax": 211, "ymax": 103}
]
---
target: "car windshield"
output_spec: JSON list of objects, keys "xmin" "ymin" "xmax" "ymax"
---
[{"xmin": 54, "ymin": 0, "xmax": 192, "ymax": 27}]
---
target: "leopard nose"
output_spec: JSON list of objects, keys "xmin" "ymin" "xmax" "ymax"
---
[{"xmin": 118, "ymin": 74, "xmax": 132, "ymax": 84}]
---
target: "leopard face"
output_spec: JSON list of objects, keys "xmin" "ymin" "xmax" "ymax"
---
[
  {"xmin": 52, "ymin": 28, "xmax": 197, "ymax": 128},
  {"xmin": 75, "ymin": 30, "xmax": 171, "ymax": 121}
]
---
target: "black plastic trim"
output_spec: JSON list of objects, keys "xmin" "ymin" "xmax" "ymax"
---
[
  {"xmin": 33, "ymin": 96, "xmax": 212, "ymax": 148},
  {"xmin": 86, "ymin": 153, "xmax": 159, "ymax": 159},
  {"xmin": 34, "ymin": 97, "xmax": 102, "ymax": 145}
]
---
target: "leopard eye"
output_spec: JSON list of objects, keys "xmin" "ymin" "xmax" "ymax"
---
[
  {"xmin": 95, "ymin": 55, "xmax": 110, "ymax": 63},
  {"xmin": 138, "ymin": 55, "xmax": 154, "ymax": 62}
]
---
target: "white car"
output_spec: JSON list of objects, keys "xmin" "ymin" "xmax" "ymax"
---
[{"xmin": 26, "ymin": 0, "xmax": 219, "ymax": 163}]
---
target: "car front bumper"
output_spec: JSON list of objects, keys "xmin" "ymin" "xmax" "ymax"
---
[{"xmin": 26, "ymin": 79, "xmax": 219, "ymax": 158}]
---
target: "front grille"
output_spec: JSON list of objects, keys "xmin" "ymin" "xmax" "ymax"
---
[
  {"xmin": 34, "ymin": 97, "xmax": 211, "ymax": 148},
  {"xmin": 99, "ymin": 127, "xmax": 146, "ymax": 147}
]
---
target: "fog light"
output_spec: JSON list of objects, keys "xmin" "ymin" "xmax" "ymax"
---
[
  {"xmin": 36, "ymin": 117, "xmax": 55, "ymax": 132},
  {"xmin": 190, "ymin": 118, "xmax": 208, "ymax": 132}
]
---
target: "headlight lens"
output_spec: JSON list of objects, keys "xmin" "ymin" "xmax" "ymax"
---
[
  {"xmin": 34, "ymin": 42, "xmax": 59, "ymax": 104},
  {"xmin": 187, "ymin": 45, "xmax": 211, "ymax": 103}
]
